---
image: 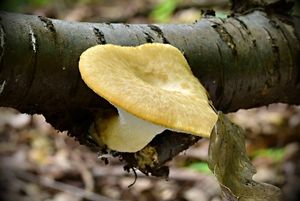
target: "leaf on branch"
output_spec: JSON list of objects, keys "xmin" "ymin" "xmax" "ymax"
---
[{"xmin": 208, "ymin": 112, "xmax": 282, "ymax": 201}]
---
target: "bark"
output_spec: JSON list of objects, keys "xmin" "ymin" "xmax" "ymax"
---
[{"xmin": 0, "ymin": 10, "xmax": 299, "ymax": 175}]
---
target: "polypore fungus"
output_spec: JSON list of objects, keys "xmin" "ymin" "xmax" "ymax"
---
[{"xmin": 79, "ymin": 43, "xmax": 218, "ymax": 152}]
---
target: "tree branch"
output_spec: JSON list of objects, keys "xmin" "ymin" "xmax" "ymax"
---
[{"xmin": 0, "ymin": 11, "xmax": 299, "ymax": 174}]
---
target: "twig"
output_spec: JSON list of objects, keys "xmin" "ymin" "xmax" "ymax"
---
[
  {"xmin": 15, "ymin": 170, "xmax": 121, "ymax": 201},
  {"xmin": 92, "ymin": 165, "xmax": 217, "ymax": 183}
]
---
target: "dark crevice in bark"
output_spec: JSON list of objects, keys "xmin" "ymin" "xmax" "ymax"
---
[
  {"xmin": 0, "ymin": 24, "xmax": 5, "ymax": 66},
  {"xmin": 38, "ymin": 16, "xmax": 55, "ymax": 32},
  {"xmin": 232, "ymin": 16, "xmax": 257, "ymax": 46},
  {"xmin": 182, "ymin": 52, "xmax": 190, "ymax": 65},
  {"xmin": 211, "ymin": 23, "xmax": 237, "ymax": 55},
  {"xmin": 263, "ymin": 27, "xmax": 281, "ymax": 87},
  {"xmin": 293, "ymin": 17, "xmax": 300, "ymax": 86},
  {"xmin": 161, "ymin": 36, "xmax": 170, "ymax": 44},
  {"xmin": 233, "ymin": 16, "xmax": 250, "ymax": 33},
  {"xmin": 92, "ymin": 26, "xmax": 106, "ymax": 44},
  {"xmin": 143, "ymin": 31, "xmax": 154, "ymax": 43},
  {"xmin": 148, "ymin": 25, "xmax": 170, "ymax": 44},
  {"xmin": 228, "ymin": 20, "xmax": 246, "ymax": 41},
  {"xmin": 269, "ymin": 19, "xmax": 281, "ymax": 29},
  {"xmin": 148, "ymin": 25, "xmax": 162, "ymax": 35},
  {"xmin": 275, "ymin": 19, "xmax": 297, "ymax": 82}
]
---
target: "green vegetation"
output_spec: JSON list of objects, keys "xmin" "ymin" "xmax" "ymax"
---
[
  {"xmin": 187, "ymin": 161, "xmax": 212, "ymax": 174},
  {"xmin": 0, "ymin": 0, "xmax": 51, "ymax": 11},
  {"xmin": 150, "ymin": 0, "xmax": 180, "ymax": 22},
  {"xmin": 252, "ymin": 148, "xmax": 285, "ymax": 162},
  {"xmin": 215, "ymin": 10, "xmax": 229, "ymax": 19}
]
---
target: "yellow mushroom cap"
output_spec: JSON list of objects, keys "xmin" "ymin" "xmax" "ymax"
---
[{"xmin": 79, "ymin": 43, "xmax": 218, "ymax": 152}]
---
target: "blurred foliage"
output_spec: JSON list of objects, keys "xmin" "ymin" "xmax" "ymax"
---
[
  {"xmin": 0, "ymin": 0, "xmax": 51, "ymax": 11},
  {"xmin": 150, "ymin": 0, "xmax": 180, "ymax": 22},
  {"xmin": 215, "ymin": 10, "xmax": 229, "ymax": 19},
  {"xmin": 0, "ymin": 0, "xmax": 95, "ymax": 12},
  {"xmin": 187, "ymin": 162, "xmax": 212, "ymax": 174},
  {"xmin": 252, "ymin": 148, "xmax": 285, "ymax": 162}
]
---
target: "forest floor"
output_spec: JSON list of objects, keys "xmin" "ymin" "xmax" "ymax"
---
[
  {"xmin": 0, "ymin": 0, "xmax": 300, "ymax": 201},
  {"xmin": 1, "ymin": 104, "xmax": 300, "ymax": 201}
]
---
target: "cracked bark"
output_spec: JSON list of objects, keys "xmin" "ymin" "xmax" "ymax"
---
[{"xmin": 0, "ymin": 10, "xmax": 299, "ymax": 175}]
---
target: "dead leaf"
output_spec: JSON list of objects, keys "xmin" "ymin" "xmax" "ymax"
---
[{"xmin": 208, "ymin": 113, "xmax": 282, "ymax": 201}]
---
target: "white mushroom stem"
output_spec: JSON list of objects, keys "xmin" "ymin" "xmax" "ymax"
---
[{"xmin": 100, "ymin": 106, "xmax": 167, "ymax": 152}]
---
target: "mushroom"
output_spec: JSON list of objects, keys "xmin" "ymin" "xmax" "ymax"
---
[{"xmin": 79, "ymin": 43, "xmax": 218, "ymax": 152}]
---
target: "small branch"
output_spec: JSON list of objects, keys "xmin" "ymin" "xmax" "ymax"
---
[{"xmin": 15, "ymin": 170, "xmax": 119, "ymax": 201}]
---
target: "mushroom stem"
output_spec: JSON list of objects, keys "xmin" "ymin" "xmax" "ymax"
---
[{"xmin": 100, "ymin": 107, "xmax": 166, "ymax": 152}]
